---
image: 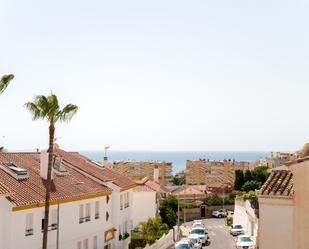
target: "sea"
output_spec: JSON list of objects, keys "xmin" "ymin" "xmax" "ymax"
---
[{"xmin": 81, "ymin": 151, "xmax": 269, "ymax": 174}]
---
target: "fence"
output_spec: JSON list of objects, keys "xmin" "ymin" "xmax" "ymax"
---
[{"xmin": 143, "ymin": 229, "xmax": 174, "ymax": 249}]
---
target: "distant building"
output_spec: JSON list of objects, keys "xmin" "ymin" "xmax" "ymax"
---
[
  {"xmin": 265, "ymin": 152, "xmax": 293, "ymax": 169},
  {"xmin": 185, "ymin": 159, "xmax": 249, "ymax": 185},
  {"xmin": 109, "ymin": 160, "xmax": 173, "ymax": 186}
]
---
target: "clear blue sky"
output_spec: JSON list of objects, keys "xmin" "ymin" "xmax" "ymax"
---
[{"xmin": 1, "ymin": 0, "xmax": 309, "ymax": 151}]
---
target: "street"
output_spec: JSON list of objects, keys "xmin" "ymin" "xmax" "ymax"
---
[{"xmin": 176, "ymin": 218, "xmax": 236, "ymax": 249}]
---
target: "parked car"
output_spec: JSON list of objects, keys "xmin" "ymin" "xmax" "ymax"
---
[
  {"xmin": 175, "ymin": 239, "xmax": 193, "ymax": 249},
  {"xmin": 230, "ymin": 224, "xmax": 245, "ymax": 236},
  {"xmin": 235, "ymin": 235, "xmax": 255, "ymax": 249},
  {"xmin": 192, "ymin": 220, "xmax": 205, "ymax": 229},
  {"xmin": 212, "ymin": 209, "xmax": 227, "ymax": 218},
  {"xmin": 187, "ymin": 234, "xmax": 202, "ymax": 249},
  {"xmin": 190, "ymin": 227, "xmax": 209, "ymax": 245}
]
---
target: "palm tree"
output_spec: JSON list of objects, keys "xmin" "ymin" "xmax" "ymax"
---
[
  {"xmin": 24, "ymin": 93, "xmax": 78, "ymax": 249},
  {"xmin": 0, "ymin": 74, "xmax": 14, "ymax": 94}
]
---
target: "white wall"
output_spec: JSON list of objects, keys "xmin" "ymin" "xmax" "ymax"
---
[
  {"xmin": 2, "ymin": 195, "xmax": 114, "ymax": 249},
  {"xmin": 258, "ymin": 198, "xmax": 293, "ymax": 249},
  {"xmin": 234, "ymin": 199, "xmax": 258, "ymax": 242},
  {"xmin": 108, "ymin": 185, "xmax": 133, "ymax": 249},
  {"xmin": 132, "ymin": 191, "xmax": 157, "ymax": 228}
]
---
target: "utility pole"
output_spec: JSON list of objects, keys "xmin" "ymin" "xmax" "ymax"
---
[{"xmin": 177, "ymin": 197, "xmax": 180, "ymax": 241}]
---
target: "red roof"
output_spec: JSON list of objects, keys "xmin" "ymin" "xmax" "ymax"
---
[
  {"xmin": 0, "ymin": 182, "xmax": 9, "ymax": 195},
  {"xmin": 0, "ymin": 152, "xmax": 111, "ymax": 207},
  {"xmin": 54, "ymin": 149, "xmax": 135, "ymax": 189}
]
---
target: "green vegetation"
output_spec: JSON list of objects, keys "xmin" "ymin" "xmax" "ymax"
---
[
  {"xmin": 234, "ymin": 170, "xmax": 245, "ymax": 190},
  {"xmin": 172, "ymin": 175, "xmax": 186, "ymax": 186},
  {"xmin": 243, "ymin": 191, "xmax": 257, "ymax": 201},
  {"xmin": 159, "ymin": 195, "xmax": 178, "ymax": 228},
  {"xmin": 234, "ymin": 166, "xmax": 269, "ymax": 192},
  {"xmin": 179, "ymin": 202, "xmax": 198, "ymax": 209},
  {"xmin": 207, "ymin": 192, "xmax": 237, "ymax": 206},
  {"xmin": 130, "ymin": 216, "xmax": 169, "ymax": 249},
  {"xmin": 241, "ymin": 180, "xmax": 262, "ymax": 192},
  {"xmin": 24, "ymin": 94, "xmax": 78, "ymax": 249},
  {"xmin": 0, "ymin": 74, "xmax": 14, "ymax": 95}
]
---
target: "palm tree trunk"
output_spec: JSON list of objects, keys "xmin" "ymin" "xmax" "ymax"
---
[{"xmin": 42, "ymin": 123, "xmax": 55, "ymax": 249}]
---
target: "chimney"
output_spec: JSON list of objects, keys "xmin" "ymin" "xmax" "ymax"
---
[
  {"xmin": 103, "ymin": 156, "xmax": 109, "ymax": 168},
  {"xmin": 40, "ymin": 150, "xmax": 53, "ymax": 180},
  {"xmin": 153, "ymin": 165, "xmax": 159, "ymax": 182}
]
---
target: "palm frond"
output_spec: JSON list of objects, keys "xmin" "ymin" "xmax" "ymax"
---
[
  {"xmin": 24, "ymin": 102, "xmax": 43, "ymax": 120},
  {"xmin": 0, "ymin": 74, "xmax": 14, "ymax": 94},
  {"xmin": 58, "ymin": 104, "xmax": 78, "ymax": 122}
]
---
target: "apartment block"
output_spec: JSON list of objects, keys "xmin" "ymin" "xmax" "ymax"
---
[
  {"xmin": 185, "ymin": 159, "xmax": 250, "ymax": 185},
  {"xmin": 109, "ymin": 161, "xmax": 173, "ymax": 186}
]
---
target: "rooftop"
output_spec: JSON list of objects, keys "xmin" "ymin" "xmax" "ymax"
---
[
  {"xmin": 0, "ymin": 151, "xmax": 112, "ymax": 207},
  {"xmin": 54, "ymin": 148, "xmax": 136, "ymax": 189},
  {"xmin": 259, "ymin": 170, "xmax": 294, "ymax": 198}
]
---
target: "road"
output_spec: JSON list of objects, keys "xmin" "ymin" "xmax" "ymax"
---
[{"xmin": 173, "ymin": 218, "xmax": 236, "ymax": 249}]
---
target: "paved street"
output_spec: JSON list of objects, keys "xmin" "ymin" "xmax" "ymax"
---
[{"xmin": 175, "ymin": 218, "xmax": 236, "ymax": 249}]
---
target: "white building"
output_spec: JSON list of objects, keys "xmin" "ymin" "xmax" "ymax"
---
[
  {"xmin": 0, "ymin": 151, "xmax": 115, "ymax": 249},
  {"xmin": 131, "ymin": 181, "xmax": 157, "ymax": 228},
  {"xmin": 0, "ymin": 147, "xmax": 136, "ymax": 249},
  {"xmin": 54, "ymin": 148, "xmax": 136, "ymax": 249}
]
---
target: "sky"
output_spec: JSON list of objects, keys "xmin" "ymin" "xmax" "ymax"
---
[{"xmin": 1, "ymin": 0, "xmax": 309, "ymax": 152}]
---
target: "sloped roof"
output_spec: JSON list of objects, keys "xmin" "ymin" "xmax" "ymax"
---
[
  {"xmin": 259, "ymin": 170, "xmax": 294, "ymax": 197},
  {"xmin": 0, "ymin": 152, "xmax": 111, "ymax": 207},
  {"xmin": 0, "ymin": 182, "xmax": 9, "ymax": 195},
  {"xmin": 172, "ymin": 186, "xmax": 205, "ymax": 196},
  {"xmin": 133, "ymin": 184, "xmax": 156, "ymax": 192},
  {"xmin": 54, "ymin": 148, "xmax": 135, "ymax": 189}
]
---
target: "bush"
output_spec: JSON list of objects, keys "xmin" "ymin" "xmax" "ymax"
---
[
  {"xmin": 207, "ymin": 194, "xmax": 223, "ymax": 206},
  {"xmin": 180, "ymin": 202, "xmax": 198, "ymax": 209},
  {"xmin": 243, "ymin": 191, "xmax": 257, "ymax": 201},
  {"xmin": 241, "ymin": 180, "xmax": 262, "ymax": 192}
]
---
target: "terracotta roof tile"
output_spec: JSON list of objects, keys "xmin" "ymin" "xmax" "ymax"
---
[
  {"xmin": 0, "ymin": 182, "xmax": 9, "ymax": 195},
  {"xmin": 0, "ymin": 152, "xmax": 111, "ymax": 207},
  {"xmin": 259, "ymin": 170, "xmax": 294, "ymax": 197},
  {"xmin": 54, "ymin": 149, "xmax": 135, "ymax": 189},
  {"xmin": 133, "ymin": 184, "xmax": 155, "ymax": 192}
]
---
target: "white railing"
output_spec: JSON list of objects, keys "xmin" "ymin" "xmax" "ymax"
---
[{"xmin": 144, "ymin": 229, "xmax": 174, "ymax": 249}]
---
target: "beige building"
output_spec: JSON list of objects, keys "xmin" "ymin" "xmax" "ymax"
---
[
  {"xmin": 258, "ymin": 144, "xmax": 309, "ymax": 249},
  {"xmin": 186, "ymin": 159, "xmax": 249, "ymax": 185},
  {"xmin": 108, "ymin": 160, "xmax": 173, "ymax": 186}
]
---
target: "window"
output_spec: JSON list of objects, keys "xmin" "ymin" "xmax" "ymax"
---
[
  {"xmin": 25, "ymin": 213, "xmax": 34, "ymax": 236},
  {"xmin": 124, "ymin": 193, "xmax": 127, "ymax": 208},
  {"xmin": 51, "ymin": 209, "xmax": 58, "ymax": 230},
  {"xmin": 85, "ymin": 203, "xmax": 91, "ymax": 222},
  {"xmin": 126, "ymin": 192, "xmax": 129, "ymax": 207},
  {"xmin": 95, "ymin": 201, "xmax": 100, "ymax": 219},
  {"xmin": 120, "ymin": 195, "xmax": 123, "ymax": 210},
  {"xmin": 83, "ymin": 239, "xmax": 88, "ymax": 249},
  {"xmin": 77, "ymin": 241, "xmax": 82, "ymax": 249},
  {"xmin": 93, "ymin": 236, "xmax": 98, "ymax": 249},
  {"xmin": 79, "ymin": 204, "xmax": 84, "ymax": 223}
]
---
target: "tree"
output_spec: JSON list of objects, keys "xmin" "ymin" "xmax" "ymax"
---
[
  {"xmin": 207, "ymin": 194, "xmax": 223, "ymax": 206},
  {"xmin": 172, "ymin": 175, "xmax": 186, "ymax": 186},
  {"xmin": 251, "ymin": 166, "xmax": 269, "ymax": 184},
  {"xmin": 241, "ymin": 180, "xmax": 262, "ymax": 192},
  {"xmin": 0, "ymin": 74, "xmax": 14, "ymax": 94},
  {"xmin": 244, "ymin": 169, "xmax": 253, "ymax": 182},
  {"xmin": 234, "ymin": 170, "xmax": 245, "ymax": 190},
  {"xmin": 159, "ymin": 195, "xmax": 178, "ymax": 228},
  {"xmin": 24, "ymin": 94, "xmax": 78, "ymax": 249}
]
